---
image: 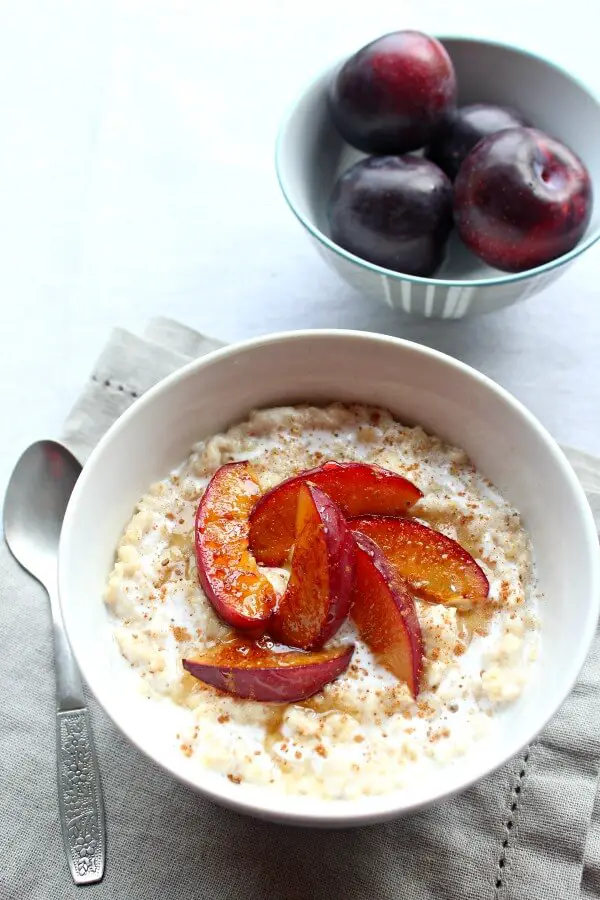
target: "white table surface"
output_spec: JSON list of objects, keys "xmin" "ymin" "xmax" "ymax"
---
[{"xmin": 1, "ymin": 0, "xmax": 599, "ymax": 491}]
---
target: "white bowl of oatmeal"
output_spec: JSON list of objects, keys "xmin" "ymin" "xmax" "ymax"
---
[{"xmin": 59, "ymin": 330, "xmax": 599, "ymax": 826}]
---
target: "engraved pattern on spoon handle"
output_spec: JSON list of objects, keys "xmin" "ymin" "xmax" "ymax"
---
[{"xmin": 57, "ymin": 709, "xmax": 106, "ymax": 884}]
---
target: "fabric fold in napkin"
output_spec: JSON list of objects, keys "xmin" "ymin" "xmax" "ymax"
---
[{"xmin": 1, "ymin": 317, "xmax": 599, "ymax": 900}]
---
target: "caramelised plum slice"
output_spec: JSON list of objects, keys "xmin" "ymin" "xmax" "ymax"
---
[
  {"xmin": 268, "ymin": 484, "xmax": 354, "ymax": 650},
  {"xmin": 195, "ymin": 461, "xmax": 277, "ymax": 630},
  {"xmin": 351, "ymin": 532, "xmax": 423, "ymax": 697},
  {"xmin": 351, "ymin": 516, "xmax": 489, "ymax": 608},
  {"xmin": 249, "ymin": 461, "xmax": 421, "ymax": 566},
  {"xmin": 183, "ymin": 639, "xmax": 354, "ymax": 702}
]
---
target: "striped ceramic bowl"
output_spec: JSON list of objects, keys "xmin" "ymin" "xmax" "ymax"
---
[{"xmin": 276, "ymin": 37, "xmax": 600, "ymax": 318}]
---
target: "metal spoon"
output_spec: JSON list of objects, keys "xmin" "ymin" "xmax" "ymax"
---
[{"xmin": 3, "ymin": 440, "xmax": 105, "ymax": 884}]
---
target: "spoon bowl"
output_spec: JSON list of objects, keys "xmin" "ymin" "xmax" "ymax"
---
[{"xmin": 4, "ymin": 440, "xmax": 81, "ymax": 584}]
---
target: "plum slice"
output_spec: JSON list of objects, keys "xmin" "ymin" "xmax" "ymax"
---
[
  {"xmin": 249, "ymin": 460, "xmax": 422, "ymax": 566},
  {"xmin": 195, "ymin": 461, "xmax": 277, "ymax": 630},
  {"xmin": 351, "ymin": 532, "xmax": 423, "ymax": 697},
  {"xmin": 183, "ymin": 639, "xmax": 354, "ymax": 702},
  {"xmin": 268, "ymin": 484, "xmax": 355, "ymax": 650},
  {"xmin": 351, "ymin": 516, "xmax": 489, "ymax": 608}
]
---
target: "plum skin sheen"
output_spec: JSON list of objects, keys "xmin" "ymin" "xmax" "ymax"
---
[
  {"xmin": 427, "ymin": 103, "xmax": 529, "ymax": 180},
  {"xmin": 328, "ymin": 156, "xmax": 453, "ymax": 277},
  {"xmin": 454, "ymin": 127, "xmax": 593, "ymax": 273},
  {"xmin": 329, "ymin": 31, "xmax": 457, "ymax": 154}
]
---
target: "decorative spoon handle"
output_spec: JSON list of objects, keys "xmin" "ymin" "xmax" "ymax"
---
[{"xmin": 56, "ymin": 708, "xmax": 106, "ymax": 884}]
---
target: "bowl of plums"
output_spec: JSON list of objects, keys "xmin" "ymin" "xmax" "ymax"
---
[{"xmin": 276, "ymin": 32, "xmax": 600, "ymax": 317}]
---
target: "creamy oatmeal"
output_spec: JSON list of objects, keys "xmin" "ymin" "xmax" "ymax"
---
[{"xmin": 104, "ymin": 404, "xmax": 541, "ymax": 799}]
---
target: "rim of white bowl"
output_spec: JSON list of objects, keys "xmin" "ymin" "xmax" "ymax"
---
[
  {"xmin": 59, "ymin": 330, "xmax": 600, "ymax": 825},
  {"xmin": 275, "ymin": 35, "xmax": 600, "ymax": 290}
]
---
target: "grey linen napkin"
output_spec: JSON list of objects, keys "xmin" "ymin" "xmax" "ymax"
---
[{"xmin": 2, "ymin": 318, "xmax": 600, "ymax": 900}]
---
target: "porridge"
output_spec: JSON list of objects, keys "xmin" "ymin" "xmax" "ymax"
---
[{"xmin": 104, "ymin": 404, "xmax": 541, "ymax": 800}]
